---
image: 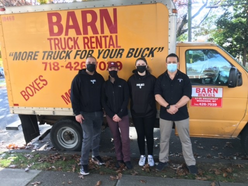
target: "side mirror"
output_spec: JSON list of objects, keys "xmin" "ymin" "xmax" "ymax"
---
[{"xmin": 228, "ymin": 67, "xmax": 242, "ymax": 88}]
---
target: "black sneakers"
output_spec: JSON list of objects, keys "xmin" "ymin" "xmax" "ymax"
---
[
  {"xmin": 187, "ymin": 165, "xmax": 198, "ymax": 174},
  {"xmin": 124, "ymin": 161, "xmax": 133, "ymax": 169},
  {"xmin": 116, "ymin": 160, "xmax": 125, "ymax": 168},
  {"xmin": 80, "ymin": 165, "xmax": 89, "ymax": 176},
  {"xmin": 156, "ymin": 161, "xmax": 168, "ymax": 171},
  {"xmin": 92, "ymin": 156, "xmax": 105, "ymax": 165}
]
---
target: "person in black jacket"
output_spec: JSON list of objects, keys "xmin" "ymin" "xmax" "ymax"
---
[
  {"xmin": 70, "ymin": 56, "xmax": 105, "ymax": 176},
  {"xmin": 102, "ymin": 61, "xmax": 133, "ymax": 169},
  {"xmin": 127, "ymin": 57, "xmax": 157, "ymax": 167}
]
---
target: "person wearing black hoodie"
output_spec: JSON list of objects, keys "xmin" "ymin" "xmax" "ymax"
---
[
  {"xmin": 127, "ymin": 57, "xmax": 157, "ymax": 167},
  {"xmin": 102, "ymin": 61, "xmax": 133, "ymax": 169},
  {"xmin": 70, "ymin": 56, "xmax": 105, "ymax": 176}
]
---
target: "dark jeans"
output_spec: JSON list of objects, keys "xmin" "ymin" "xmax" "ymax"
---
[
  {"xmin": 80, "ymin": 111, "xmax": 103, "ymax": 165},
  {"xmin": 133, "ymin": 115, "xmax": 155, "ymax": 155},
  {"xmin": 106, "ymin": 115, "xmax": 131, "ymax": 162}
]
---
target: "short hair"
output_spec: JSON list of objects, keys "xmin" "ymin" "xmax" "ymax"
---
[
  {"xmin": 166, "ymin": 53, "xmax": 179, "ymax": 63},
  {"xmin": 86, "ymin": 56, "xmax": 97, "ymax": 61},
  {"xmin": 135, "ymin": 57, "xmax": 147, "ymax": 65}
]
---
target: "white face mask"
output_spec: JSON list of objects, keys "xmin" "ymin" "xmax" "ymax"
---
[{"xmin": 167, "ymin": 63, "xmax": 177, "ymax": 72}]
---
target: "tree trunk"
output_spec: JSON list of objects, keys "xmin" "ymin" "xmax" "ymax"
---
[{"xmin": 243, "ymin": 48, "xmax": 247, "ymax": 67}]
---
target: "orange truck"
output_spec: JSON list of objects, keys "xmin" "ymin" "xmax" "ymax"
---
[{"xmin": 0, "ymin": 0, "xmax": 247, "ymax": 153}]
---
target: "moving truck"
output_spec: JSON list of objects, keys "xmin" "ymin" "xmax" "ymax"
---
[{"xmin": 0, "ymin": 0, "xmax": 247, "ymax": 153}]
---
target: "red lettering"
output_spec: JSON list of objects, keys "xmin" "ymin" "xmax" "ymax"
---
[
  {"xmin": 54, "ymin": 38, "xmax": 60, "ymax": 50},
  {"xmin": 61, "ymin": 89, "xmax": 71, "ymax": 105},
  {"xmin": 29, "ymin": 82, "xmax": 39, "ymax": 94},
  {"xmin": 20, "ymin": 91, "xmax": 29, "ymax": 101},
  {"xmin": 201, "ymin": 88, "xmax": 206, "ymax": 93},
  {"xmin": 98, "ymin": 61, "xmax": 106, "ymax": 70},
  {"xmin": 48, "ymin": 8, "xmax": 118, "ymax": 36},
  {"xmin": 100, "ymin": 8, "xmax": 117, "ymax": 34},
  {"xmin": 115, "ymin": 35, "xmax": 121, "ymax": 48},
  {"xmin": 89, "ymin": 36, "xmax": 96, "ymax": 49},
  {"xmin": 83, "ymin": 37, "xmax": 90, "ymax": 49},
  {"xmin": 47, "ymin": 13, "xmax": 63, "ymax": 36},
  {"xmin": 213, "ymin": 88, "xmax": 218, "ymax": 94},
  {"xmin": 34, "ymin": 78, "xmax": 43, "ymax": 90},
  {"xmin": 82, "ymin": 35, "xmax": 121, "ymax": 49},
  {"xmin": 196, "ymin": 88, "xmax": 200, "ymax": 93},
  {"xmin": 20, "ymin": 75, "xmax": 48, "ymax": 101},
  {"xmin": 65, "ymin": 12, "xmax": 82, "ymax": 36},
  {"xmin": 39, "ymin": 75, "xmax": 48, "ymax": 86},
  {"xmin": 108, "ymin": 35, "xmax": 115, "ymax": 48},
  {"xmin": 81, "ymin": 62, "xmax": 86, "ymax": 69},
  {"xmin": 207, "ymin": 88, "xmax": 212, "ymax": 93},
  {"xmin": 116, "ymin": 61, "xmax": 122, "ymax": 70},
  {"xmin": 26, "ymin": 87, "xmax": 34, "ymax": 97},
  {"xmin": 95, "ymin": 36, "xmax": 102, "ymax": 48},
  {"xmin": 82, "ymin": 10, "xmax": 98, "ymax": 35},
  {"xmin": 47, "ymin": 37, "xmax": 80, "ymax": 50}
]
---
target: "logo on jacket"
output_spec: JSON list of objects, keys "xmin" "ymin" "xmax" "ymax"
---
[
  {"xmin": 178, "ymin": 78, "xmax": 183, "ymax": 82},
  {"xmin": 136, "ymin": 83, "xmax": 145, "ymax": 89},
  {"xmin": 90, "ymin": 79, "xmax": 96, "ymax": 84}
]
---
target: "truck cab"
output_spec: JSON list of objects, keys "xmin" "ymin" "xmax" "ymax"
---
[{"xmin": 176, "ymin": 43, "xmax": 248, "ymax": 150}]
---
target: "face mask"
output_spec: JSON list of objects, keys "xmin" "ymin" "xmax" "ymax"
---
[
  {"xmin": 167, "ymin": 63, "xmax": 177, "ymax": 73},
  {"xmin": 86, "ymin": 64, "xmax": 96, "ymax": 72},
  {"xmin": 137, "ymin": 66, "xmax": 147, "ymax": 73},
  {"xmin": 109, "ymin": 70, "xmax": 118, "ymax": 78}
]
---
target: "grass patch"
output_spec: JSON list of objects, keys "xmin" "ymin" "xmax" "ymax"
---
[
  {"xmin": 1, "ymin": 151, "xmax": 248, "ymax": 183},
  {"xmin": 0, "ymin": 152, "xmax": 19, "ymax": 167}
]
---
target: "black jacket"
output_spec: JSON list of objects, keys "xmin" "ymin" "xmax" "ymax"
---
[
  {"xmin": 102, "ymin": 76, "xmax": 129, "ymax": 118},
  {"xmin": 70, "ymin": 69, "xmax": 104, "ymax": 115},
  {"xmin": 128, "ymin": 70, "xmax": 157, "ymax": 118}
]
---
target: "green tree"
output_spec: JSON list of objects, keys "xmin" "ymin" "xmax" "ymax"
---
[{"xmin": 212, "ymin": 0, "xmax": 248, "ymax": 65}]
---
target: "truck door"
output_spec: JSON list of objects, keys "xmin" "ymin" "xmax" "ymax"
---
[{"xmin": 178, "ymin": 48, "xmax": 247, "ymax": 138}]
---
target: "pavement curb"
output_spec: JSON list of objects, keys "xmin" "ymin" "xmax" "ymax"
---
[{"xmin": 0, "ymin": 168, "xmax": 41, "ymax": 186}]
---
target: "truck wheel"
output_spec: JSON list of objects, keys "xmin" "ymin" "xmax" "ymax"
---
[
  {"xmin": 241, "ymin": 126, "xmax": 248, "ymax": 154},
  {"xmin": 50, "ymin": 119, "xmax": 82, "ymax": 151}
]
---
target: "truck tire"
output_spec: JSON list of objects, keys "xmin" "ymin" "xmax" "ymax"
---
[
  {"xmin": 50, "ymin": 119, "xmax": 82, "ymax": 151},
  {"xmin": 241, "ymin": 126, "xmax": 248, "ymax": 154}
]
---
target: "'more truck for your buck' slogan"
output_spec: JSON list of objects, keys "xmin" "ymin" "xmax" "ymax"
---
[{"xmin": 0, "ymin": 0, "xmax": 248, "ymax": 153}]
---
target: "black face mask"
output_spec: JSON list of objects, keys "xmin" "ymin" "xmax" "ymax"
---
[
  {"xmin": 137, "ymin": 66, "xmax": 147, "ymax": 73},
  {"xmin": 109, "ymin": 70, "xmax": 118, "ymax": 78},
  {"xmin": 86, "ymin": 64, "xmax": 96, "ymax": 72}
]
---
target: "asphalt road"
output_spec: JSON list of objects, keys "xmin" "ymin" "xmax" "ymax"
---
[{"xmin": 0, "ymin": 80, "xmax": 247, "ymax": 161}]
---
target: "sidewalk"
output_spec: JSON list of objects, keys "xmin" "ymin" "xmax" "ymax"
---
[{"xmin": 0, "ymin": 167, "xmax": 247, "ymax": 186}]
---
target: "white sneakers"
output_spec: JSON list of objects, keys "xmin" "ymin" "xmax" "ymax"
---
[
  {"xmin": 148, "ymin": 155, "xmax": 154, "ymax": 167},
  {"xmin": 139, "ymin": 155, "xmax": 154, "ymax": 167},
  {"xmin": 138, "ymin": 155, "xmax": 146, "ymax": 166}
]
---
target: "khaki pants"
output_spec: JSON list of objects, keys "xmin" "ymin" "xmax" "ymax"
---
[{"xmin": 159, "ymin": 118, "xmax": 196, "ymax": 166}]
